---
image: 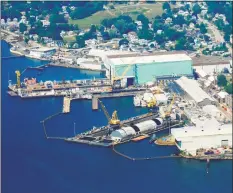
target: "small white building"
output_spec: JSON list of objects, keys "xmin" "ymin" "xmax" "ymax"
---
[
  {"xmin": 165, "ymin": 17, "xmax": 173, "ymax": 25},
  {"xmin": 171, "ymin": 118, "xmax": 232, "ymax": 155},
  {"xmin": 29, "ymin": 47, "xmax": 56, "ymax": 58},
  {"xmin": 41, "ymin": 20, "xmax": 50, "ymax": 27},
  {"xmin": 217, "ymin": 91, "xmax": 229, "ymax": 103}
]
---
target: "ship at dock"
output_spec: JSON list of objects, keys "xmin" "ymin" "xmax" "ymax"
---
[
  {"xmin": 65, "ymin": 112, "xmax": 182, "ymax": 147},
  {"xmin": 65, "ymin": 97, "xmax": 183, "ymax": 147}
]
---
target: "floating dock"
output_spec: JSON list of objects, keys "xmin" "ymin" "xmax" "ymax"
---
[
  {"xmin": 63, "ymin": 97, "xmax": 71, "ymax": 113},
  {"xmin": 65, "ymin": 112, "xmax": 183, "ymax": 147}
]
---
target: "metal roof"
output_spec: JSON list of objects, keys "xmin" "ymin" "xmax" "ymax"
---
[
  {"xmin": 175, "ymin": 76, "xmax": 214, "ymax": 103},
  {"xmin": 108, "ymin": 54, "xmax": 192, "ymax": 66}
]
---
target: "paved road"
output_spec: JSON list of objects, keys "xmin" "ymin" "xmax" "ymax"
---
[{"xmin": 199, "ymin": 16, "xmax": 232, "ymax": 55}]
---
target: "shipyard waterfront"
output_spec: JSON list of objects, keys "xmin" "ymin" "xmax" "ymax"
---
[{"xmin": 1, "ymin": 40, "xmax": 232, "ymax": 193}]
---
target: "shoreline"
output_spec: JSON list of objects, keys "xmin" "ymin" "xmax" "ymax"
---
[
  {"xmin": 180, "ymin": 154, "xmax": 232, "ymax": 160},
  {"xmin": 2, "ymin": 39, "xmax": 105, "ymax": 72}
]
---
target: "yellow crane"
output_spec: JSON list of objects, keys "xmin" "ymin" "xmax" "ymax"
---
[
  {"xmin": 163, "ymin": 93, "xmax": 176, "ymax": 119},
  {"xmin": 147, "ymin": 81, "xmax": 164, "ymax": 108},
  {"xmin": 15, "ymin": 70, "xmax": 21, "ymax": 88},
  {"xmin": 98, "ymin": 99, "xmax": 120, "ymax": 125},
  {"xmin": 147, "ymin": 97, "xmax": 156, "ymax": 108}
]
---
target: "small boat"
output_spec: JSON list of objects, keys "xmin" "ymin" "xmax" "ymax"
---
[
  {"xmin": 131, "ymin": 134, "xmax": 148, "ymax": 142},
  {"xmin": 149, "ymin": 134, "xmax": 157, "ymax": 144}
]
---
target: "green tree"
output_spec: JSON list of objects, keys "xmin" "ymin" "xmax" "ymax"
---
[
  {"xmin": 109, "ymin": 29, "xmax": 117, "ymax": 39},
  {"xmin": 162, "ymin": 2, "xmax": 171, "ymax": 11},
  {"xmin": 217, "ymin": 74, "xmax": 227, "ymax": 87},
  {"xmin": 173, "ymin": 15, "xmax": 186, "ymax": 26},
  {"xmin": 90, "ymin": 25, "xmax": 97, "ymax": 34},
  {"xmin": 199, "ymin": 23, "xmax": 207, "ymax": 34},
  {"xmin": 24, "ymin": 36, "xmax": 29, "ymax": 44},
  {"xmin": 175, "ymin": 38, "xmax": 187, "ymax": 50},
  {"xmin": 49, "ymin": 14, "xmax": 67, "ymax": 23},
  {"xmin": 101, "ymin": 31, "xmax": 110, "ymax": 40},
  {"xmin": 153, "ymin": 21, "xmax": 163, "ymax": 32},
  {"xmin": 137, "ymin": 14, "xmax": 149, "ymax": 26},
  {"xmin": 224, "ymin": 33, "xmax": 230, "ymax": 42},
  {"xmin": 76, "ymin": 35, "xmax": 85, "ymax": 48},
  {"xmin": 19, "ymin": 23, "xmax": 27, "ymax": 33},
  {"xmin": 119, "ymin": 38, "xmax": 129, "ymax": 46},
  {"xmin": 137, "ymin": 27, "xmax": 154, "ymax": 40},
  {"xmin": 192, "ymin": 3, "xmax": 201, "ymax": 15},
  {"xmin": 225, "ymin": 83, "xmax": 233, "ymax": 94}
]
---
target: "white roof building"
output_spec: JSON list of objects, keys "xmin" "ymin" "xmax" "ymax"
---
[
  {"xmin": 171, "ymin": 118, "xmax": 232, "ymax": 155},
  {"xmin": 175, "ymin": 76, "xmax": 216, "ymax": 107},
  {"xmin": 217, "ymin": 91, "xmax": 229, "ymax": 99},
  {"xmin": 108, "ymin": 54, "xmax": 191, "ymax": 66}
]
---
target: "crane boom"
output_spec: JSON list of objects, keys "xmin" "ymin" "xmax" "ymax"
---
[
  {"xmin": 98, "ymin": 99, "xmax": 120, "ymax": 125},
  {"xmin": 113, "ymin": 64, "xmax": 132, "ymax": 81},
  {"xmin": 164, "ymin": 93, "xmax": 176, "ymax": 118},
  {"xmin": 98, "ymin": 99, "xmax": 111, "ymax": 122}
]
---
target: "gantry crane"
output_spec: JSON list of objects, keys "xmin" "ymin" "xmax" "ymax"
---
[
  {"xmin": 15, "ymin": 70, "xmax": 21, "ymax": 88},
  {"xmin": 98, "ymin": 99, "xmax": 120, "ymax": 125}
]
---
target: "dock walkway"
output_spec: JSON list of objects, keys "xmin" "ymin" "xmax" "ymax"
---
[{"xmin": 63, "ymin": 97, "xmax": 71, "ymax": 113}]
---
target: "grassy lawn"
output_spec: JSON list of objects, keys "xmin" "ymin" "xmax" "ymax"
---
[
  {"xmin": 69, "ymin": 3, "xmax": 164, "ymax": 29},
  {"xmin": 63, "ymin": 35, "xmax": 76, "ymax": 43},
  {"xmin": 69, "ymin": 11, "xmax": 114, "ymax": 29}
]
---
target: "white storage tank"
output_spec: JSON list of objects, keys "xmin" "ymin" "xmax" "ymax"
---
[{"xmin": 135, "ymin": 120, "xmax": 157, "ymax": 132}]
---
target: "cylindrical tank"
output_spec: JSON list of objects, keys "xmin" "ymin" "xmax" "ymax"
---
[
  {"xmin": 135, "ymin": 120, "xmax": 157, "ymax": 132},
  {"xmin": 110, "ymin": 129, "xmax": 126, "ymax": 140},
  {"xmin": 121, "ymin": 126, "xmax": 136, "ymax": 136},
  {"xmin": 111, "ymin": 126, "xmax": 136, "ymax": 140},
  {"xmin": 153, "ymin": 118, "xmax": 163, "ymax": 126}
]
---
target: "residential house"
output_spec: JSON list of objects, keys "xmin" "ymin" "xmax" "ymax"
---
[
  {"xmin": 135, "ymin": 20, "xmax": 142, "ymax": 29},
  {"xmin": 41, "ymin": 20, "xmax": 50, "ymax": 27},
  {"xmin": 157, "ymin": 30, "xmax": 163, "ymax": 35},
  {"xmin": 165, "ymin": 17, "xmax": 173, "ymax": 25},
  {"xmin": 189, "ymin": 23, "xmax": 195, "ymax": 29},
  {"xmin": 217, "ymin": 91, "xmax": 229, "ymax": 104},
  {"xmin": 19, "ymin": 16, "xmax": 27, "ymax": 24}
]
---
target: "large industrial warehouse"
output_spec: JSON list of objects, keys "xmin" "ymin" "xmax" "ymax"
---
[
  {"xmin": 87, "ymin": 50, "xmax": 194, "ymax": 85},
  {"xmin": 105, "ymin": 52, "xmax": 193, "ymax": 85}
]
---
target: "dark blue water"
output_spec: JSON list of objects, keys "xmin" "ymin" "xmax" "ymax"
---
[{"xmin": 2, "ymin": 40, "xmax": 232, "ymax": 193}]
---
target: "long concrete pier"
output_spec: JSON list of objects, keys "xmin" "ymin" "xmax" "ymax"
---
[{"xmin": 63, "ymin": 97, "xmax": 71, "ymax": 113}]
